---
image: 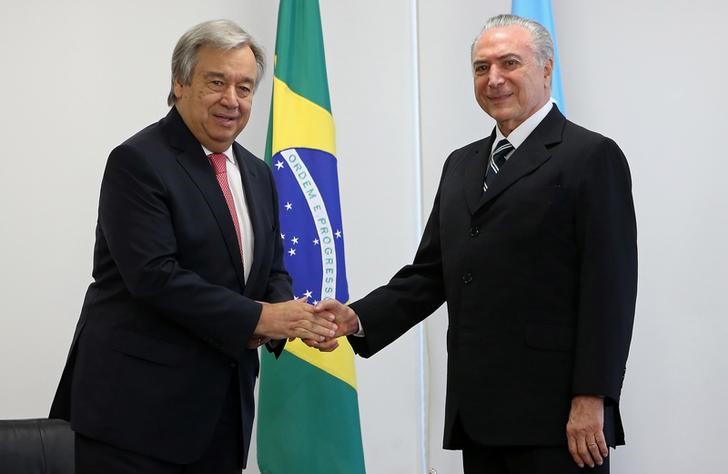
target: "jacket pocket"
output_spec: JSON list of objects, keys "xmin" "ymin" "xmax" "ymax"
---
[
  {"xmin": 110, "ymin": 329, "xmax": 192, "ymax": 366},
  {"xmin": 524, "ymin": 323, "xmax": 574, "ymax": 352}
]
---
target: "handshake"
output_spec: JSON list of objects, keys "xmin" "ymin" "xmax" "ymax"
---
[{"xmin": 249, "ymin": 298, "xmax": 358, "ymax": 351}]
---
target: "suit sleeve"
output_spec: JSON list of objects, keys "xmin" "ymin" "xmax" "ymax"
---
[
  {"xmin": 261, "ymin": 164, "xmax": 292, "ymax": 357},
  {"xmin": 98, "ymin": 144, "xmax": 264, "ymax": 360},
  {"xmin": 348, "ymin": 158, "xmax": 450, "ymax": 357},
  {"xmin": 261, "ymin": 164, "xmax": 294, "ymax": 305},
  {"xmin": 571, "ymin": 137, "xmax": 638, "ymax": 403}
]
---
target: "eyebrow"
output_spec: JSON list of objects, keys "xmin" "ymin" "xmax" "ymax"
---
[
  {"xmin": 203, "ymin": 72, "xmax": 225, "ymax": 80},
  {"xmin": 473, "ymin": 53, "xmax": 523, "ymax": 63},
  {"xmin": 203, "ymin": 71, "xmax": 255, "ymax": 85},
  {"xmin": 473, "ymin": 53, "xmax": 523, "ymax": 67},
  {"xmin": 500, "ymin": 54, "xmax": 523, "ymax": 61}
]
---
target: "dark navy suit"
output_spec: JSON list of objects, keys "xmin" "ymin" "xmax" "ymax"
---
[{"xmin": 50, "ymin": 107, "xmax": 291, "ymax": 468}]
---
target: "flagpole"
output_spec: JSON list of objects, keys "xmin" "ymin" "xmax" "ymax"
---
[{"xmin": 408, "ymin": 0, "xmax": 428, "ymax": 472}]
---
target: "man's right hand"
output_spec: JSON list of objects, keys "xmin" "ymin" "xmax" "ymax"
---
[
  {"xmin": 254, "ymin": 297, "xmax": 337, "ymax": 341},
  {"xmin": 316, "ymin": 299, "xmax": 360, "ymax": 337},
  {"xmin": 299, "ymin": 299, "xmax": 361, "ymax": 352}
]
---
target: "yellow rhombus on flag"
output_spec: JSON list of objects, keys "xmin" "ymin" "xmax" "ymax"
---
[{"xmin": 256, "ymin": 1, "xmax": 366, "ymax": 473}]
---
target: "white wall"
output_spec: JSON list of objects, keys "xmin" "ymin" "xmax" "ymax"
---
[
  {"xmin": 1, "ymin": 1, "xmax": 727, "ymax": 473},
  {"xmin": 552, "ymin": 2, "xmax": 728, "ymax": 472}
]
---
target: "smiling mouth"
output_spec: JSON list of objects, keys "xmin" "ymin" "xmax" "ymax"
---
[
  {"xmin": 488, "ymin": 93, "xmax": 512, "ymax": 102},
  {"xmin": 213, "ymin": 114, "xmax": 238, "ymax": 125}
]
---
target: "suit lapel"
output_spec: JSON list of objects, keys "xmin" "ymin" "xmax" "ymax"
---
[
  {"xmin": 465, "ymin": 133, "xmax": 496, "ymax": 216},
  {"xmin": 163, "ymin": 108, "xmax": 247, "ymax": 290},
  {"xmin": 232, "ymin": 143, "xmax": 266, "ymax": 297},
  {"xmin": 476, "ymin": 106, "xmax": 566, "ymax": 211}
]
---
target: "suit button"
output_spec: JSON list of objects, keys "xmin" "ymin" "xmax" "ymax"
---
[
  {"xmin": 230, "ymin": 362, "xmax": 237, "ymax": 368},
  {"xmin": 470, "ymin": 226, "xmax": 480, "ymax": 237},
  {"xmin": 462, "ymin": 273, "xmax": 473, "ymax": 284}
]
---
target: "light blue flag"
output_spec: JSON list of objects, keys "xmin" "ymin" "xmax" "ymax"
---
[{"xmin": 512, "ymin": 0, "xmax": 565, "ymax": 112}]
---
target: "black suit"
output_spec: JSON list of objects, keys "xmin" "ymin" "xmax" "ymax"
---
[
  {"xmin": 50, "ymin": 107, "xmax": 291, "ymax": 468},
  {"xmin": 349, "ymin": 105, "xmax": 636, "ymax": 450}
]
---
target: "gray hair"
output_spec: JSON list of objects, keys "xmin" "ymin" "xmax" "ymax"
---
[
  {"xmin": 167, "ymin": 19, "xmax": 266, "ymax": 106},
  {"xmin": 471, "ymin": 14, "xmax": 554, "ymax": 67}
]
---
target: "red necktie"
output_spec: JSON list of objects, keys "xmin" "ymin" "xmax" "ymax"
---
[{"xmin": 208, "ymin": 153, "xmax": 244, "ymax": 263}]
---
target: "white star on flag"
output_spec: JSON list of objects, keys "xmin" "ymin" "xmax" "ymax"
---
[
  {"xmin": 272, "ymin": 148, "xmax": 348, "ymax": 332},
  {"xmin": 275, "ymin": 161, "xmax": 284, "ymax": 170}
]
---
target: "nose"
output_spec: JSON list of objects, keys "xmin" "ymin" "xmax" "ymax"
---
[
  {"xmin": 488, "ymin": 66, "xmax": 505, "ymax": 88},
  {"xmin": 219, "ymin": 86, "xmax": 238, "ymax": 109}
]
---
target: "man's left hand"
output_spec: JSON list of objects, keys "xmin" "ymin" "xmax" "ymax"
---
[{"xmin": 566, "ymin": 395, "xmax": 608, "ymax": 468}]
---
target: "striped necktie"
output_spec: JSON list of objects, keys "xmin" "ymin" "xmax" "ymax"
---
[{"xmin": 483, "ymin": 139, "xmax": 514, "ymax": 193}]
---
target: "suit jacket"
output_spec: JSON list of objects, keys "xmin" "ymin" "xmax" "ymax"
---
[
  {"xmin": 50, "ymin": 107, "xmax": 292, "ymax": 466},
  {"xmin": 349, "ymin": 105, "xmax": 637, "ymax": 448}
]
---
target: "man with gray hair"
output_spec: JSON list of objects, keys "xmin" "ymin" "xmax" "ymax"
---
[
  {"xmin": 314, "ymin": 13, "xmax": 637, "ymax": 473},
  {"xmin": 50, "ymin": 19, "xmax": 337, "ymax": 473}
]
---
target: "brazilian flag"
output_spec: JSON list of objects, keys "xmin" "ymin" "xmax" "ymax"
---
[{"xmin": 256, "ymin": 1, "xmax": 366, "ymax": 473}]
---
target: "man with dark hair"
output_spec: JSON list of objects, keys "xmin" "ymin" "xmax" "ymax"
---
[
  {"xmin": 314, "ymin": 14, "xmax": 637, "ymax": 474},
  {"xmin": 50, "ymin": 19, "xmax": 337, "ymax": 473}
]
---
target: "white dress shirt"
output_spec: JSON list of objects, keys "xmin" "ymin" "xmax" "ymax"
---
[
  {"xmin": 491, "ymin": 100, "xmax": 554, "ymax": 159},
  {"xmin": 202, "ymin": 145, "xmax": 254, "ymax": 281}
]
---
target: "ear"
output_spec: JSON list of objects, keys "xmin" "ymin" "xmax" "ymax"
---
[
  {"xmin": 543, "ymin": 57, "xmax": 554, "ymax": 83},
  {"xmin": 173, "ymin": 80, "xmax": 185, "ymax": 100}
]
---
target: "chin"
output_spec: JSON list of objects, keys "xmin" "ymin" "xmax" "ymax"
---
[
  {"xmin": 211, "ymin": 129, "xmax": 238, "ymax": 142},
  {"xmin": 487, "ymin": 112, "xmax": 510, "ymax": 124}
]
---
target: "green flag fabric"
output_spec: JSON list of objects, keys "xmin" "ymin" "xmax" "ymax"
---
[{"xmin": 256, "ymin": 1, "xmax": 366, "ymax": 473}]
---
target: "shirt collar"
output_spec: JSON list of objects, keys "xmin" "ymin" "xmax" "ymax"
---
[
  {"xmin": 201, "ymin": 144, "xmax": 236, "ymax": 165},
  {"xmin": 494, "ymin": 100, "xmax": 554, "ymax": 150}
]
